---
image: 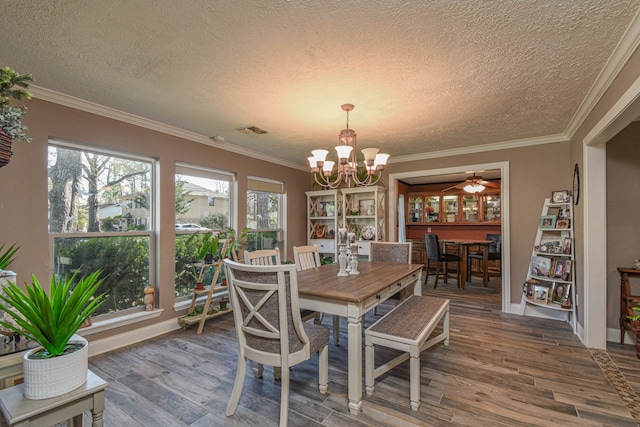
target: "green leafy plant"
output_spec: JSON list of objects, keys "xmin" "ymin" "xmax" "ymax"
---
[
  {"xmin": 0, "ymin": 270, "xmax": 106, "ymax": 358},
  {"xmin": 0, "ymin": 67, "xmax": 32, "ymax": 142},
  {"xmin": 629, "ymin": 305, "xmax": 640, "ymax": 322},
  {"xmin": 0, "ymin": 242, "xmax": 19, "ymax": 270},
  {"xmin": 191, "ymin": 232, "xmax": 220, "ymax": 261},
  {"xmin": 221, "ymin": 226, "xmax": 249, "ymax": 258}
]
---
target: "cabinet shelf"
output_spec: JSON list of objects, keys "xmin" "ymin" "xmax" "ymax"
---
[
  {"xmin": 306, "ymin": 187, "xmax": 385, "ymax": 262},
  {"xmin": 521, "ymin": 296, "xmax": 573, "ymax": 312}
]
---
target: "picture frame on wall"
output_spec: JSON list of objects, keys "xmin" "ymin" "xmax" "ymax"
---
[
  {"xmin": 551, "ymin": 190, "xmax": 569, "ymax": 204},
  {"xmin": 556, "ymin": 219, "xmax": 570, "ymax": 229},
  {"xmin": 539, "ymin": 215, "xmax": 557, "ymax": 229}
]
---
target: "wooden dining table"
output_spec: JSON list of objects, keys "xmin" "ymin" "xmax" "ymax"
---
[
  {"xmin": 439, "ymin": 238, "xmax": 493, "ymax": 288},
  {"xmin": 296, "ymin": 261, "xmax": 423, "ymax": 415}
]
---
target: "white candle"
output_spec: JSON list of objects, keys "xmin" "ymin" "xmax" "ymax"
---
[
  {"xmin": 338, "ymin": 228, "xmax": 348, "ymax": 245},
  {"xmin": 347, "ymin": 232, "xmax": 356, "ymax": 245}
]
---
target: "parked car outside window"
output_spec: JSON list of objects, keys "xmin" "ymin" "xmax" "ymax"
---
[{"xmin": 175, "ymin": 223, "xmax": 209, "ymax": 231}]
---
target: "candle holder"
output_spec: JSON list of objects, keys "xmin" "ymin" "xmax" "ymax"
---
[
  {"xmin": 349, "ymin": 252, "xmax": 360, "ymax": 275},
  {"xmin": 337, "ymin": 244, "xmax": 349, "ymax": 277}
]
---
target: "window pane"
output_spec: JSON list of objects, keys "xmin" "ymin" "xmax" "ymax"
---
[
  {"xmin": 247, "ymin": 191, "xmax": 280, "ymax": 229},
  {"xmin": 53, "ymin": 235, "xmax": 150, "ymax": 316},
  {"xmin": 175, "ymin": 167, "xmax": 234, "ymax": 299},
  {"xmin": 48, "ymin": 145, "xmax": 152, "ymax": 232},
  {"xmin": 48, "ymin": 142, "xmax": 154, "ymax": 316},
  {"xmin": 175, "ymin": 174, "xmax": 230, "ymax": 232},
  {"xmin": 246, "ymin": 185, "xmax": 283, "ymax": 255}
]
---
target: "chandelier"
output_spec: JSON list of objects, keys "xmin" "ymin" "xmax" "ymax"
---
[{"xmin": 308, "ymin": 104, "xmax": 389, "ymax": 188}]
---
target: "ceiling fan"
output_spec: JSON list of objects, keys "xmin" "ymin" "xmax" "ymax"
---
[{"xmin": 442, "ymin": 172, "xmax": 501, "ymax": 193}]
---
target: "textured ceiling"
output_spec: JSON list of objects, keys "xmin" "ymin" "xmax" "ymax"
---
[{"xmin": 2, "ymin": 1, "xmax": 639, "ymax": 169}]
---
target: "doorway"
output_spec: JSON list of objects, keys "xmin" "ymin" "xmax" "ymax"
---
[{"xmin": 388, "ymin": 161, "xmax": 511, "ymax": 313}]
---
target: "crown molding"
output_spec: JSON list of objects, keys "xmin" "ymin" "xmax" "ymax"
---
[
  {"xmin": 389, "ymin": 133, "xmax": 569, "ymax": 164},
  {"xmin": 29, "ymin": 85, "xmax": 306, "ymax": 171},
  {"xmin": 565, "ymin": 8, "xmax": 640, "ymax": 138},
  {"xmin": 28, "ymin": 85, "xmax": 570, "ymax": 170}
]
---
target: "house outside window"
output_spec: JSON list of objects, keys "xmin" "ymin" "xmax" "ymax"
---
[{"xmin": 48, "ymin": 141, "xmax": 154, "ymax": 317}]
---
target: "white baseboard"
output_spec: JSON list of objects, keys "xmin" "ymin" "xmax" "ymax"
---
[
  {"xmin": 87, "ymin": 318, "xmax": 182, "ymax": 358},
  {"xmin": 606, "ymin": 326, "xmax": 637, "ymax": 345}
]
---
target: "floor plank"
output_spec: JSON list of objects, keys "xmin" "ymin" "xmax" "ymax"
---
[{"xmin": 88, "ymin": 275, "xmax": 639, "ymax": 426}]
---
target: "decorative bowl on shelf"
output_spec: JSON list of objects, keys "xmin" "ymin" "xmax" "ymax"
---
[{"xmin": 361, "ymin": 225, "xmax": 375, "ymax": 240}]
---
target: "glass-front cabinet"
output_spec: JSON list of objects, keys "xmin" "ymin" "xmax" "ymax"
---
[
  {"xmin": 443, "ymin": 195, "xmax": 458, "ymax": 223},
  {"xmin": 406, "ymin": 191, "xmax": 500, "ymax": 224},
  {"xmin": 482, "ymin": 194, "xmax": 501, "ymax": 223},
  {"xmin": 425, "ymin": 195, "xmax": 440, "ymax": 222},
  {"xmin": 461, "ymin": 194, "xmax": 479, "ymax": 223},
  {"xmin": 408, "ymin": 195, "xmax": 422, "ymax": 224}
]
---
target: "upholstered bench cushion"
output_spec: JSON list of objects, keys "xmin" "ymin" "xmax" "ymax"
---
[{"xmin": 367, "ymin": 295, "xmax": 449, "ymax": 343}]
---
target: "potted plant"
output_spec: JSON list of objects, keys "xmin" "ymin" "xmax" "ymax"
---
[
  {"xmin": 0, "ymin": 67, "xmax": 33, "ymax": 168},
  {"xmin": 197, "ymin": 232, "xmax": 220, "ymax": 264},
  {"xmin": 0, "ymin": 270, "xmax": 106, "ymax": 399},
  {"xmin": 221, "ymin": 226, "xmax": 249, "ymax": 260}
]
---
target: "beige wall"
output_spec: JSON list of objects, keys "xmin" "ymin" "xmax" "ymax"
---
[
  {"xmin": 607, "ymin": 121, "xmax": 640, "ymax": 329},
  {"xmin": 380, "ymin": 142, "xmax": 571, "ymax": 305},
  {"xmin": 568, "ymin": 44, "xmax": 640, "ymax": 344},
  {"xmin": 0, "ymin": 99, "xmax": 310, "ymax": 340}
]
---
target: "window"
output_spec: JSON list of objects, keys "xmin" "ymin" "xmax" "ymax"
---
[
  {"xmin": 48, "ymin": 141, "xmax": 154, "ymax": 317},
  {"xmin": 175, "ymin": 164, "xmax": 235, "ymax": 298},
  {"xmin": 246, "ymin": 177, "xmax": 284, "ymax": 254}
]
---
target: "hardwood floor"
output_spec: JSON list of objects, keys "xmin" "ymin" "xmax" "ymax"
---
[{"xmin": 88, "ymin": 276, "xmax": 640, "ymax": 426}]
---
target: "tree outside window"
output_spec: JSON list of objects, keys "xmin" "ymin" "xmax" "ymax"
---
[{"xmin": 48, "ymin": 142, "xmax": 153, "ymax": 316}]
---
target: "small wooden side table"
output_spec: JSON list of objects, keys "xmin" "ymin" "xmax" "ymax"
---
[
  {"xmin": 618, "ymin": 267, "xmax": 640, "ymax": 359},
  {"xmin": 0, "ymin": 369, "xmax": 107, "ymax": 426}
]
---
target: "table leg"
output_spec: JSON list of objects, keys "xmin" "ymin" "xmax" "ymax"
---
[
  {"xmin": 92, "ymin": 389, "xmax": 105, "ymax": 427},
  {"xmin": 459, "ymin": 245, "xmax": 467, "ymax": 289},
  {"xmin": 413, "ymin": 272, "xmax": 422, "ymax": 296},
  {"xmin": 482, "ymin": 244, "xmax": 489, "ymax": 287},
  {"xmin": 347, "ymin": 311, "xmax": 363, "ymax": 415}
]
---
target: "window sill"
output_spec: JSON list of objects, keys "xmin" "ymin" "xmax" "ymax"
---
[{"xmin": 76, "ymin": 309, "xmax": 164, "ymax": 336}]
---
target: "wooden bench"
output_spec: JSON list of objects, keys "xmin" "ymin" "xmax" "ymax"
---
[{"xmin": 365, "ymin": 295, "xmax": 449, "ymax": 411}]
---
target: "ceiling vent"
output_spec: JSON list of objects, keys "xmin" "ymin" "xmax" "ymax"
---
[{"xmin": 237, "ymin": 126, "xmax": 268, "ymax": 135}]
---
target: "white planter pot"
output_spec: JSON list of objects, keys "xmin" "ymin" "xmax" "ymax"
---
[
  {"xmin": 0, "ymin": 269, "xmax": 16, "ymax": 288},
  {"xmin": 23, "ymin": 335, "xmax": 88, "ymax": 400}
]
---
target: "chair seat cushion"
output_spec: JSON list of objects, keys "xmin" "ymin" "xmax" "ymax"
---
[
  {"xmin": 303, "ymin": 324, "xmax": 330, "ymax": 354},
  {"xmin": 440, "ymin": 253, "xmax": 460, "ymax": 262}
]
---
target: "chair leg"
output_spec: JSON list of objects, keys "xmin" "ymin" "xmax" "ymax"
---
[
  {"xmin": 444, "ymin": 261, "xmax": 449, "ymax": 283},
  {"xmin": 226, "ymin": 355, "xmax": 247, "ymax": 416},
  {"xmin": 433, "ymin": 262, "xmax": 441, "ymax": 289},
  {"xmin": 424, "ymin": 260, "xmax": 430, "ymax": 285},
  {"xmin": 279, "ymin": 364, "xmax": 290, "ymax": 427},
  {"xmin": 457, "ymin": 261, "xmax": 462, "ymax": 289},
  {"xmin": 252, "ymin": 361, "xmax": 264, "ymax": 379},
  {"xmin": 319, "ymin": 345, "xmax": 328, "ymax": 394}
]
